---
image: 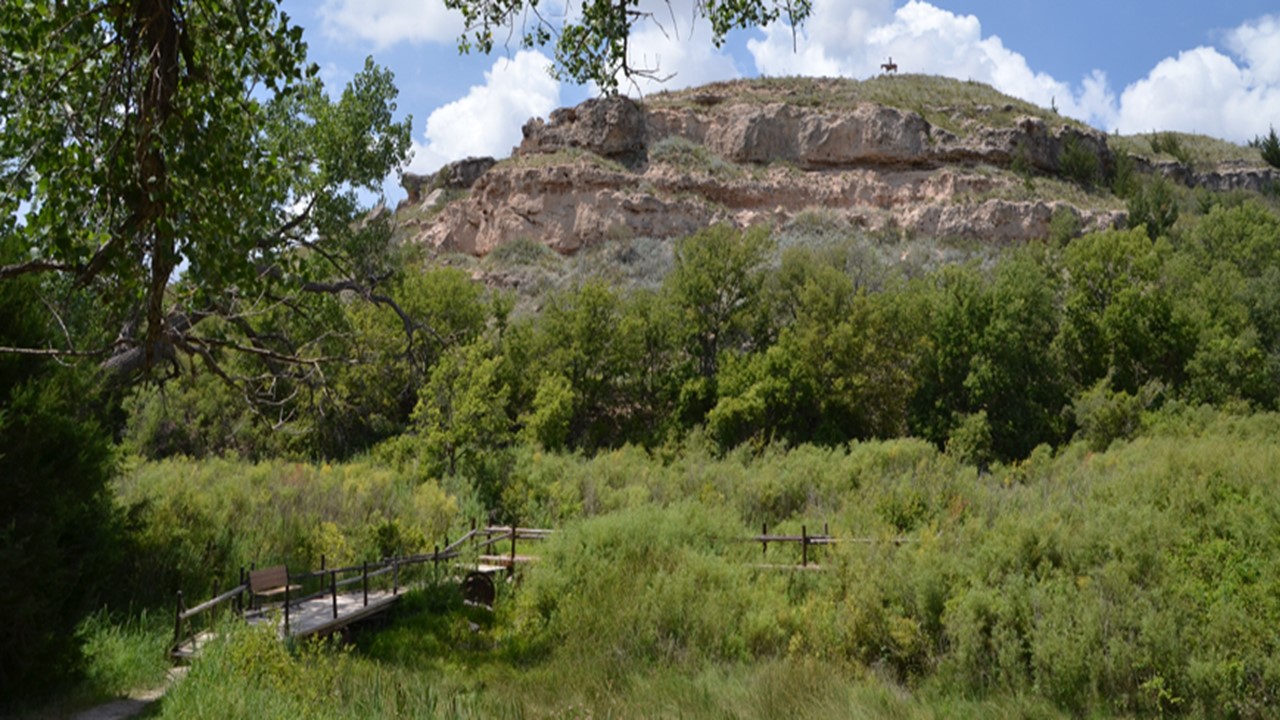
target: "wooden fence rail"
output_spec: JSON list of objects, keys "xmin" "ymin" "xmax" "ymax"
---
[{"xmin": 748, "ymin": 522, "xmax": 918, "ymax": 569}]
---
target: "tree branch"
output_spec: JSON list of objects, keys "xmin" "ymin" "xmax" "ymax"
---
[{"xmin": 0, "ymin": 259, "xmax": 79, "ymax": 280}]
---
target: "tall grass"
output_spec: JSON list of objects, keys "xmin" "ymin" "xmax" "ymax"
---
[{"xmin": 77, "ymin": 609, "xmax": 172, "ymax": 697}]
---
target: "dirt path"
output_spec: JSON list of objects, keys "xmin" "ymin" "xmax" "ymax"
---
[{"xmin": 70, "ymin": 667, "xmax": 186, "ymax": 720}]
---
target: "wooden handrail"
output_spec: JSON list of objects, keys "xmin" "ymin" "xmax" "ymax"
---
[{"xmin": 178, "ymin": 582, "xmax": 249, "ymax": 621}]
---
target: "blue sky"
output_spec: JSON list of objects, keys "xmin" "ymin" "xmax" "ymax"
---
[{"xmin": 282, "ymin": 0, "xmax": 1280, "ymax": 200}]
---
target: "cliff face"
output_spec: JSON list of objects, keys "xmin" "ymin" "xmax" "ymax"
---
[{"xmin": 395, "ymin": 79, "xmax": 1274, "ymax": 256}]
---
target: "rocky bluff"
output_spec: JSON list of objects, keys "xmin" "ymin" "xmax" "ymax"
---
[{"xmin": 394, "ymin": 77, "xmax": 1273, "ymax": 256}]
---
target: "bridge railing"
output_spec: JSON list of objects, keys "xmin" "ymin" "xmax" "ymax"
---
[
  {"xmin": 169, "ymin": 521, "xmax": 550, "ymax": 657},
  {"xmin": 170, "ymin": 581, "xmax": 249, "ymax": 658}
]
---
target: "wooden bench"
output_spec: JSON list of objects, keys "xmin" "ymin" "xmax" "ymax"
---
[{"xmin": 249, "ymin": 565, "xmax": 301, "ymax": 608}]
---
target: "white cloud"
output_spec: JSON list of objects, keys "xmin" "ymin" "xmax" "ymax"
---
[
  {"xmin": 745, "ymin": 2, "xmax": 1280, "ymax": 143},
  {"xmin": 1226, "ymin": 14, "xmax": 1280, "ymax": 84},
  {"xmin": 319, "ymin": 0, "xmax": 463, "ymax": 47},
  {"xmin": 1110, "ymin": 46, "xmax": 1280, "ymax": 141},
  {"xmin": 409, "ymin": 51, "xmax": 562, "ymax": 174},
  {"xmin": 748, "ymin": 0, "xmax": 1118, "ymax": 129}
]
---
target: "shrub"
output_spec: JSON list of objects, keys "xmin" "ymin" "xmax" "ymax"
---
[
  {"xmin": 510, "ymin": 504, "xmax": 763, "ymax": 670},
  {"xmin": 1072, "ymin": 379, "xmax": 1160, "ymax": 451},
  {"xmin": 1109, "ymin": 150, "xmax": 1138, "ymax": 198},
  {"xmin": 1048, "ymin": 205, "xmax": 1081, "ymax": 246},
  {"xmin": 1251, "ymin": 125, "xmax": 1280, "ymax": 169},
  {"xmin": 649, "ymin": 135, "xmax": 740, "ymax": 179},
  {"xmin": 1127, "ymin": 175, "xmax": 1180, "ymax": 240},
  {"xmin": 1150, "ymin": 132, "xmax": 1192, "ymax": 165},
  {"xmin": 1058, "ymin": 135, "xmax": 1100, "ymax": 188}
]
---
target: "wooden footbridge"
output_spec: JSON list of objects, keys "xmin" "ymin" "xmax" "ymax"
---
[
  {"xmin": 170, "ymin": 520, "xmax": 912, "ymax": 658},
  {"xmin": 170, "ymin": 524, "xmax": 551, "ymax": 659}
]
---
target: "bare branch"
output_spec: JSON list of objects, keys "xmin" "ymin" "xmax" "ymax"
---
[
  {"xmin": 0, "ymin": 259, "xmax": 79, "ymax": 280},
  {"xmin": 190, "ymin": 335, "xmax": 343, "ymax": 367},
  {"xmin": 0, "ymin": 343, "xmax": 122, "ymax": 358}
]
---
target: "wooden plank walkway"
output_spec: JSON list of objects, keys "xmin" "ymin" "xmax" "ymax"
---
[
  {"xmin": 171, "ymin": 589, "xmax": 402, "ymax": 658},
  {"xmin": 247, "ymin": 588, "xmax": 401, "ymax": 638}
]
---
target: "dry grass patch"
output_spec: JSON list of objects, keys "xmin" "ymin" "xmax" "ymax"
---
[{"xmin": 1112, "ymin": 132, "xmax": 1264, "ymax": 170}]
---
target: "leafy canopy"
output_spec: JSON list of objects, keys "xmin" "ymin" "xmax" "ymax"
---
[{"xmin": 0, "ymin": 0, "xmax": 411, "ymax": 393}]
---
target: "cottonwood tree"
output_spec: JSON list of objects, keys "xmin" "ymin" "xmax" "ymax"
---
[{"xmin": 0, "ymin": 1, "xmax": 412, "ymax": 414}]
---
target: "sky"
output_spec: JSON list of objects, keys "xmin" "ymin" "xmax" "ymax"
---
[{"xmin": 282, "ymin": 0, "xmax": 1280, "ymax": 201}]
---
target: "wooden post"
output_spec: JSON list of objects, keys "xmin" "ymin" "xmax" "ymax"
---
[
  {"xmin": 331, "ymin": 570, "xmax": 338, "ymax": 620},
  {"xmin": 801, "ymin": 525, "xmax": 808, "ymax": 567},
  {"xmin": 173, "ymin": 591, "xmax": 184, "ymax": 649},
  {"xmin": 433, "ymin": 544, "xmax": 440, "ymax": 577},
  {"xmin": 362, "ymin": 562, "xmax": 369, "ymax": 607},
  {"xmin": 284, "ymin": 582, "xmax": 290, "ymax": 636},
  {"xmin": 393, "ymin": 559, "xmax": 399, "ymax": 595},
  {"xmin": 762, "ymin": 522, "xmax": 768, "ymax": 558},
  {"xmin": 509, "ymin": 524, "xmax": 517, "ymax": 579},
  {"xmin": 236, "ymin": 567, "xmax": 245, "ymax": 614}
]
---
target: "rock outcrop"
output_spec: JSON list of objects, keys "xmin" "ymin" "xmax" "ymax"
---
[
  {"xmin": 1134, "ymin": 158, "xmax": 1280, "ymax": 194},
  {"xmin": 395, "ymin": 79, "xmax": 1264, "ymax": 256},
  {"xmin": 401, "ymin": 156, "xmax": 496, "ymax": 205}
]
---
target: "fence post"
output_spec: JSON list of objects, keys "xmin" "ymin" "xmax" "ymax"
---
[
  {"xmin": 284, "ymin": 581, "xmax": 290, "ymax": 636},
  {"xmin": 362, "ymin": 562, "xmax": 369, "ymax": 607},
  {"xmin": 236, "ymin": 567, "xmax": 245, "ymax": 614},
  {"xmin": 172, "ymin": 590, "xmax": 184, "ymax": 650},
  {"xmin": 434, "ymin": 544, "xmax": 440, "ymax": 578},
  {"xmin": 801, "ymin": 525, "xmax": 808, "ymax": 567},
  {"xmin": 393, "ymin": 559, "xmax": 399, "ymax": 595},
  {"xmin": 762, "ymin": 522, "xmax": 768, "ymax": 558},
  {"xmin": 509, "ymin": 523, "xmax": 517, "ymax": 578},
  {"xmin": 331, "ymin": 570, "xmax": 338, "ymax": 620}
]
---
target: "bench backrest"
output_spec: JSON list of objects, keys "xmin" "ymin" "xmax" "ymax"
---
[{"xmin": 249, "ymin": 565, "xmax": 291, "ymax": 593}]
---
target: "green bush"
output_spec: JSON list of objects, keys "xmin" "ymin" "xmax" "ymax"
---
[
  {"xmin": 508, "ymin": 504, "xmax": 768, "ymax": 669},
  {"xmin": 1127, "ymin": 174, "xmax": 1180, "ymax": 240},
  {"xmin": 1150, "ymin": 132, "xmax": 1192, "ymax": 165},
  {"xmin": 1058, "ymin": 135, "xmax": 1100, "ymax": 188},
  {"xmin": 1072, "ymin": 379, "xmax": 1159, "ymax": 451},
  {"xmin": 1251, "ymin": 125, "xmax": 1280, "ymax": 169}
]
